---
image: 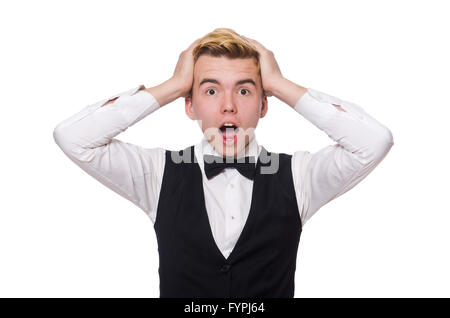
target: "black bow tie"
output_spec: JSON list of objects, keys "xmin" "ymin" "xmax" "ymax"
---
[{"xmin": 203, "ymin": 154, "xmax": 257, "ymax": 180}]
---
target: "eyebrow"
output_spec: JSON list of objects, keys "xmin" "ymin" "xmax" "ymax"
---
[{"xmin": 199, "ymin": 78, "xmax": 256, "ymax": 88}]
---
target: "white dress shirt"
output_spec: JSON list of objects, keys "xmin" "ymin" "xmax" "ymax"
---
[{"xmin": 53, "ymin": 84, "xmax": 394, "ymax": 260}]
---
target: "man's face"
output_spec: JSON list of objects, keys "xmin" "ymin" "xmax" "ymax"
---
[{"xmin": 185, "ymin": 55, "xmax": 268, "ymax": 158}]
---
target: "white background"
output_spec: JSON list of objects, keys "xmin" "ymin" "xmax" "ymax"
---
[{"xmin": 1, "ymin": 0, "xmax": 448, "ymax": 297}]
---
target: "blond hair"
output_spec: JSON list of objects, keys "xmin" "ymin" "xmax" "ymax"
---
[
  {"xmin": 193, "ymin": 28, "xmax": 261, "ymax": 74},
  {"xmin": 191, "ymin": 28, "xmax": 263, "ymax": 97}
]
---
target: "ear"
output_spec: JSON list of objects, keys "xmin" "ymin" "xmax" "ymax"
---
[
  {"xmin": 185, "ymin": 95, "xmax": 196, "ymax": 120},
  {"xmin": 260, "ymin": 95, "xmax": 268, "ymax": 118}
]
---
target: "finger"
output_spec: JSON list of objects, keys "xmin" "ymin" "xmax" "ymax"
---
[
  {"xmin": 242, "ymin": 35, "xmax": 258, "ymax": 45},
  {"xmin": 241, "ymin": 35, "xmax": 265, "ymax": 51},
  {"xmin": 241, "ymin": 35, "xmax": 256, "ymax": 45},
  {"xmin": 187, "ymin": 38, "xmax": 202, "ymax": 51},
  {"xmin": 191, "ymin": 38, "xmax": 201, "ymax": 47}
]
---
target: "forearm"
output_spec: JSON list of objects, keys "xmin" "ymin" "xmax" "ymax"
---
[
  {"xmin": 271, "ymin": 77, "xmax": 347, "ymax": 112},
  {"xmin": 292, "ymin": 87, "xmax": 394, "ymax": 162},
  {"xmin": 53, "ymin": 85, "xmax": 160, "ymax": 159},
  {"xmin": 269, "ymin": 77, "xmax": 308, "ymax": 108},
  {"xmin": 102, "ymin": 78, "xmax": 182, "ymax": 108},
  {"xmin": 269, "ymin": 76, "xmax": 395, "ymax": 158},
  {"xmin": 144, "ymin": 77, "xmax": 184, "ymax": 107}
]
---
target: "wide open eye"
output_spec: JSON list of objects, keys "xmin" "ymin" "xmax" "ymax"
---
[
  {"xmin": 206, "ymin": 88, "xmax": 216, "ymax": 95},
  {"xmin": 239, "ymin": 88, "xmax": 250, "ymax": 96}
]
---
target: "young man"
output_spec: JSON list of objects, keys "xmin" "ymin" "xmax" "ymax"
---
[{"xmin": 53, "ymin": 28, "xmax": 394, "ymax": 298}]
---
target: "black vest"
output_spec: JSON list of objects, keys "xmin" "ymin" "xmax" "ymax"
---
[{"xmin": 154, "ymin": 145, "xmax": 302, "ymax": 298}]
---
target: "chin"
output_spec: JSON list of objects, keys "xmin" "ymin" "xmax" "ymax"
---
[
  {"xmin": 203, "ymin": 125, "xmax": 256, "ymax": 158},
  {"xmin": 210, "ymin": 133, "xmax": 252, "ymax": 158}
]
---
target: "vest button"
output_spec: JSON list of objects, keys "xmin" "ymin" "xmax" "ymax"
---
[{"xmin": 220, "ymin": 264, "xmax": 231, "ymax": 272}]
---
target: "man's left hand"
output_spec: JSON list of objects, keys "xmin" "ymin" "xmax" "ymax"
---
[{"xmin": 241, "ymin": 35, "xmax": 284, "ymax": 97}]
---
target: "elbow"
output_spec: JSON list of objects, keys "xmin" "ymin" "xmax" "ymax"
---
[
  {"xmin": 366, "ymin": 128, "xmax": 394, "ymax": 163},
  {"xmin": 382, "ymin": 127, "xmax": 394, "ymax": 146},
  {"xmin": 53, "ymin": 124, "xmax": 98, "ymax": 163},
  {"xmin": 53, "ymin": 124, "xmax": 77, "ymax": 157},
  {"xmin": 53, "ymin": 124, "xmax": 66, "ymax": 148},
  {"xmin": 378, "ymin": 127, "xmax": 394, "ymax": 153}
]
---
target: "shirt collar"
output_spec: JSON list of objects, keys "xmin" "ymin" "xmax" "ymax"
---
[{"xmin": 194, "ymin": 135, "xmax": 262, "ymax": 177}]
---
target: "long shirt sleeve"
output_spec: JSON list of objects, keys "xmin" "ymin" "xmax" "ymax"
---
[
  {"xmin": 291, "ymin": 88, "xmax": 394, "ymax": 227},
  {"xmin": 53, "ymin": 85, "xmax": 165, "ymax": 223},
  {"xmin": 53, "ymin": 84, "xmax": 394, "ymax": 231}
]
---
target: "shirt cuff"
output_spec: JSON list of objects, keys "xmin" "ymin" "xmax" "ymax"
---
[
  {"xmin": 293, "ymin": 88, "xmax": 343, "ymax": 128},
  {"xmin": 101, "ymin": 84, "xmax": 161, "ymax": 126},
  {"xmin": 293, "ymin": 87, "xmax": 394, "ymax": 158}
]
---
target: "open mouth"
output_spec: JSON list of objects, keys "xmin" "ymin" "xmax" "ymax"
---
[
  {"xmin": 219, "ymin": 123, "xmax": 239, "ymax": 144},
  {"xmin": 219, "ymin": 123, "xmax": 238, "ymax": 133}
]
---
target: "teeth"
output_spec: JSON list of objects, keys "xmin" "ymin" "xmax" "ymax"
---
[{"xmin": 220, "ymin": 122, "xmax": 238, "ymax": 136}]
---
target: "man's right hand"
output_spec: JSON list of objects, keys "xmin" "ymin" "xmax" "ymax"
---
[
  {"xmin": 172, "ymin": 38, "xmax": 201, "ymax": 98},
  {"xmin": 142, "ymin": 38, "xmax": 201, "ymax": 107}
]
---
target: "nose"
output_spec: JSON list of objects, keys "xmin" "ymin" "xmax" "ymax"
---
[{"xmin": 220, "ymin": 93, "xmax": 237, "ymax": 114}]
